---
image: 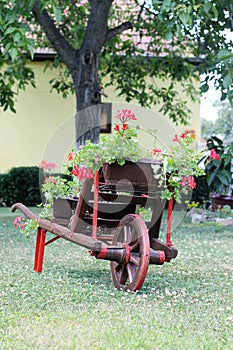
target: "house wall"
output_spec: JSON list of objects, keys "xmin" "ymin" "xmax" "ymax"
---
[{"xmin": 0, "ymin": 61, "xmax": 201, "ymax": 173}]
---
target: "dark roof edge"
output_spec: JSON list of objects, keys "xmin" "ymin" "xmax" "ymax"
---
[
  {"xmin": 31, "ymin": 52, "xmax": 203, "ymax": 65},
  {"xmin": 32, "ymin": 52, "xmax": 57, "ymax": 61}
]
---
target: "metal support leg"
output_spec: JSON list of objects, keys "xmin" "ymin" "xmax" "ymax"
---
[
  {"xmin": 166, "ymin": 197, "xmax": 173, "ymax": 247},
  {"xmin": 92, "ymin": 170, "xmax": 99, "ymax": 240},
  {"xmin": 34, "ymin": 228, "xmax": 46, "ymax": 273}
]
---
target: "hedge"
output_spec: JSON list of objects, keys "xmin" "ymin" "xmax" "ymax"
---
[{"xmin": 0, "ymin": 166, "xmax": 42, "ymax": 207}]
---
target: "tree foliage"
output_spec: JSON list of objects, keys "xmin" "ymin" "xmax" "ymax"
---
[
  {"xmin": 0, "ymin": 0, "xmax": 233, "ymax": 132},
  {"xmin": 202, "ymin": 99, "xmax": 233, "ymax": 139}
]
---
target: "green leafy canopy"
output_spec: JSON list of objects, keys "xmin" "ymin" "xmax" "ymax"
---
[{"xmin": 0, "ymin": 0, "xmax": 232, "ymax": 124}]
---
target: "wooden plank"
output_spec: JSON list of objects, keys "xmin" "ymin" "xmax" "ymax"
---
[
  {"xmin": 38, "ymin": 216, "xmax": 105, "ymax": 250},
  {"xmin": 70, "ymin": 178, "xmax": 93, "ymax": 233}
]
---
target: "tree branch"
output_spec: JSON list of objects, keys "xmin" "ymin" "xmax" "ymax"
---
[
  {"xmin": 32, "ymin": 0, "xmax": 76, "ymax": 70},
  {"xmin": 105, "ymin": 21, "xmax": 133, "ymax": 42}
]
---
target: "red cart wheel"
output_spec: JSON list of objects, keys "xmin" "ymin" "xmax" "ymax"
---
[{"xmin": 110, "ymin": 214, "xmax": 150, "ymax": 291}]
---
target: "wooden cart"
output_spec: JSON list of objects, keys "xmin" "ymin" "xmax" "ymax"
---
[{"xmin": 12, "ymin": 159, "xmax": 178, "ymax": 292}]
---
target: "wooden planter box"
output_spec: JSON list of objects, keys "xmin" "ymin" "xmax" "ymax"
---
[
  {"xmin": 210, "ymin": 193, "xmax": 233, "ymax": 211},
  {"xmin": 102, "ymin": 158, "xmax": 162, "ymax": 190},
  {"xmin": 53, "ymin": 197, "xmax": 78, "ymax": 220},
  {"xmin": 52, "ymin": 159, "xmax": 163, "ymax": 224}
]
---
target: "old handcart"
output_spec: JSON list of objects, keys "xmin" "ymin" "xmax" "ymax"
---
[{"xmin": 12, "ymin": 159, "xmax": 178, "ymax": 292}]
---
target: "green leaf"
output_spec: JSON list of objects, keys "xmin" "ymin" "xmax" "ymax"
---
[
  {"xmin": 179, "ymin": 12, "xmax": 190, "ymax": 25},
  {"xmin": 3, "ymin": 42, "xmax": 11, "ymax": 55},
  {"xmin": 207, "ymin": 170, "xmax": 217, "ymax": 186},
  {"xmin": 201, "ymin": 84, "xmax": 209, "ymax": 93},
  {"xmin": 223, "ymin": 74, "xmax": 232, "ymax": 89},
  {"xmin": 5, "ymin": 27, "xmax": 16, "ymax": 35},
  {"xmin": 27, "ymin": 44, "xmax": 34, "ymax": 60},
  {"xmin": 9, "ymin": 47, "xmax": 18, "ymax": 61},
  {"xmin": 53, "ymin": 5, "xmax": 62, "ymax": 22},
  {"xmin": 165, "ymin": 29, "xmax": 173, "ymax": 41},
  {"xmin": 217, "ymin": 49, "xmax": 232, "ymax": 60},
  {"xmin": 217, "ymin": 173, "xmax": 230, "ymax": 186},
  {"xmin": 204, "ymin": 2, "xmax": 211, "ymax": 13}
]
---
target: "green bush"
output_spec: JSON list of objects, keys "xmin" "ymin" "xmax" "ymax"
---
[
  {"xmin": 0, "ymin": 166, "xmax": 42, "ymax": 207},
  {"xmin": 191, "ymin": 175, "xmax": 210, "ymax": 207}
]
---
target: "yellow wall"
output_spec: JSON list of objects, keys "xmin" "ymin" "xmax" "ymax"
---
[{"xmin": 0, "ymin": 61, "xmax": 200, "ymax": 173}]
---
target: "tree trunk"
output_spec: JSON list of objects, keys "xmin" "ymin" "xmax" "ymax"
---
[
  {"xmin": 32, "ymin": 0, "xmax": 114, "ymax": 148},
  {"xmin": 72, "ymin": 0, "xmax": 113, "ymax": 149},
  {"xmin": 72, "ymin": 50, "xmax": 102, "ymax": 149}
]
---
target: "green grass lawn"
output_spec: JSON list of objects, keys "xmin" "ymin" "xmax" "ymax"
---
[{"xmin": 0, "ymin": 207, "xmax": 233, "ymax": 349}]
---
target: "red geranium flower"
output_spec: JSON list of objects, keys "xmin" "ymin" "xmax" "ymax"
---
[
  {"xmin": 71, "ymin": 165, "xmax": 94, "ymax": 181},
  {"xmin": 152, "ymin": 148, "xmax": 162, "ymax": 156},
  {"xmin": 180, "ymin": 132, "xmax": 187, "ymax": 139},
  {"xmin": 67, "ymin": 152, "xmax": 74, "ymax": 161},
  {"xmin": 210, "ymin": 149, "xmax": 220, "ymax": 160},
  {"xmin": 114, "ymin": 124, "xmax": 120, "ymax": 131},
  {"xmin": 122, "ymin": 123, "xmax": 128, "ymax": 131}
]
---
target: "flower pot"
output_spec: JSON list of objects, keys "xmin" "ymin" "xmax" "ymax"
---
[
  {"xmin": 53, "ymin": 197, "xmax": 78, "ymax": 220},
  {"xmin": 102, "ymin": 158, "xmax": 161, "ymax": 189},
  {"xmin": 210, "ymin": 193, "xmax": 233, "ymax": 211}
]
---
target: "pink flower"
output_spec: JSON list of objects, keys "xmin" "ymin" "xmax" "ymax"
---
[
  {"xmin": 40, "ymin": 160, "xmax": 56, "ymax": 170},
  {"xmin": 180, "ymin": 176, "xmax": 196, "ymax": 189},
  {"xmin": 114, "ymin": 109, "xmax": 137, "ymax": 123},
  {"xmin": 188, "ymin": 176, "xmax": 196, "ymax": 189},
  {"xmin": 13, "ymin": 216, "xmax": 25, "ymax": 229},
  {"xmin": 40, "ymin": 160, "xmax": 47, "ymax": 169},
  {"xmin": 210, "ymin": 149, "xmax": 220, "ymax": 160},
  {"xmin": 180, "ymin": 177, "xmax": 187, "ymax": 188},
  {"xmin": 46, "ymin": 162, "xmax": 56, "ymax": 170},
  {"xmin": 13, "ymin": 216, "xmax": 22, "ymax": 227},
  {"xmin": 44, "ymin": 176, "xmax": 57, "ymax": 184},
  {"xmin": 172, "ymin": 134, "xmax": 179, "ymax": 142}
]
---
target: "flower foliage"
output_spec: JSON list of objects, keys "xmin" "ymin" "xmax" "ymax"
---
[
  {"xmin": 13, "ymin": 216, "xmax": 25, "ymax": 230},
  {"xmin": 68, "ymin": 109, "xmax": 144, "ymax": 173},
  {"xmin": 201, "ymin": 136, "xmax": 233, "ymax": 194},
  {"xmin": 13, "ymin": 215, "xmax": 37, "ymax": 236},
  {"xmin": 67, "ymin": 110, "xmax": 204, "ymax": 203},
  {"xmin": 152, "ymin": 130, "xmax": 204, "ymax": 202},
  {"xmin": 40, "ymin": 160, "xmax": 81, "ymax": 201}
]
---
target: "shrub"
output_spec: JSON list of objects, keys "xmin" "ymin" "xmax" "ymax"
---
[
  {"xmin": 191, "ymin": 175, "xmax": 210, "ymax": 207},
  {"xmin": 0, "ymin": 167, "xmax": 42, "ymax": 206},
  {"xmin": 203, "ymin": 136, "xmax": 233, "ymax": 194}
]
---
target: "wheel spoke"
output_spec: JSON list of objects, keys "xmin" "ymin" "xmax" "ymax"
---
[
  {"xmin": 129, "ymin": 254, "xmax": 139, "ymax": 266},
  {"xmin": 130, "ymin": 226, "xmax": 138, "ymax": 242},
  {"xmin": 119, "ymin": 265, "xmax": 128, "ymax": 285},
  {"xmin": 123, "ymin": 225, "xmax": 130, "ymax": 243},
  {"xmin": 115, "ymin": 263, "xmax": 122, "ymax": 272},
  {"xmin": 129, "ymin": 238, "xmax": 139, "ymax": 252},
  {"xmin": 126, "ymin": 263, "xmax": 136, "ymax": 283}
]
